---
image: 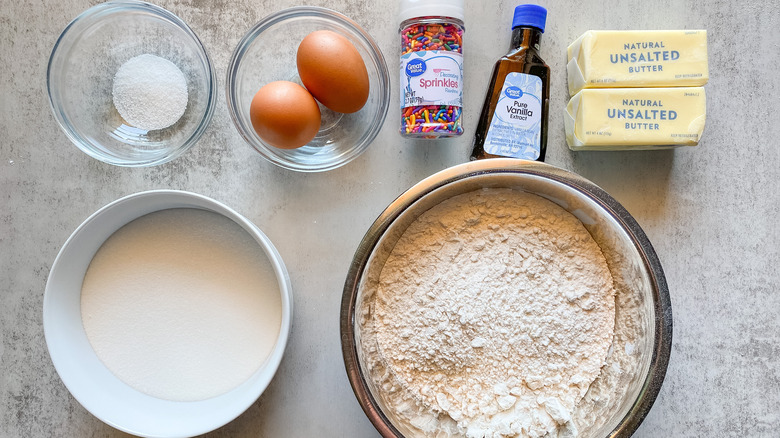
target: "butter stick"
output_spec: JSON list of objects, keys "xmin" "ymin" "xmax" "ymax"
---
[
  {"xmin": 565, "ymin": 87, "xmax": 706, "ymax": 150},
  {"xmin": 567, "ymin": 30, "xmax": 708, "ymax": 94}
]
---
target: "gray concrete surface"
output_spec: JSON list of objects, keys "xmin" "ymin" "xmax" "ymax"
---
[{"xmin": 2, "ymin": 0, "xmax": 778, "ymax": 436}]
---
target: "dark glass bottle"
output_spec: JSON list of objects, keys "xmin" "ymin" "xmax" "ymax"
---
[{"xmin": 470, "ymin": 5, "xmax": 550, "ymax": 161}]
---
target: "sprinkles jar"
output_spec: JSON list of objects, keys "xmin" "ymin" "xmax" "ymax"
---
[{"xmin": 399, "ymin": 0, "xmax": 464, "ymax": 138}]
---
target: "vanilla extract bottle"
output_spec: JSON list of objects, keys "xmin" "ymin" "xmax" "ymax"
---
[{"xmin": 470, "ymin": 4, "xmax": 550, "ymax": 161}]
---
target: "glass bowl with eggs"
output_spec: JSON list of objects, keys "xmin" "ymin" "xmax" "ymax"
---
[
  {"xmin": 47, "ymin": 1, "xmax": 217, "ymax": 167},
  {"xmin": 226, "ymin": 6, "xmax": 391, "ymax": 172}
]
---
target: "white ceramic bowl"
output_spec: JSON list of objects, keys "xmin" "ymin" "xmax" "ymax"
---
[{"xmin": 43, "ymin": 190, "xmax": 292, "ymax": 437}]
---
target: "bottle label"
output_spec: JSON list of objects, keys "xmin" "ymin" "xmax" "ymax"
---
[
  {"xmin": 400, "ymin": 51, "xmax": 463, "ymax": 108},
  {"xmin": 484, "ymin": 73, "xmax": 543, "ymax": 159}
]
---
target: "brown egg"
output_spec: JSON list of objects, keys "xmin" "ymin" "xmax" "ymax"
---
[
  {"xmin": 249, "ymin": 81, "xmax": 321, "ymax": 149},
  {"xmin": 297, "ymin": 30, "xmax": 370, "ymax": 114}
]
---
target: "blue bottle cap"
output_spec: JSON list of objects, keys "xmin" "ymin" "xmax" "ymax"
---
[{"xmin": 512, "ymin": 4, "xmax": 547, "ymax": 32}]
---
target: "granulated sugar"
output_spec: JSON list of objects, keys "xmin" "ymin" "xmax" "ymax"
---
[
  {"xmin": 366, "ymin": 189, "xmax": 616, "ymax": 437},
  {"xmin": 112, "ymin": 54, "xmax": 188, "ymax": 131},
  {"xmin": 81, "ymin": 208, "xmax": 281, "ymax": 402}
]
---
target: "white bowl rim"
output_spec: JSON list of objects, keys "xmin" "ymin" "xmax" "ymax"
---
[{"xmin": 43, "ymin": 190, "xmax": 292, "ymax": 437}]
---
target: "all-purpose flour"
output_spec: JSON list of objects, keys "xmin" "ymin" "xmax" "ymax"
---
[
  {"xmin": 365, "ymin": 189, "xmax": 617, "ymax": 437},
  {"xmin": 81, "ymin": 208, "xmax": 281, "ymax": 402}
]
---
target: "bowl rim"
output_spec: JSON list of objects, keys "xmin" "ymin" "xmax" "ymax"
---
[
  {"xmin": 340, "ymin": 159, "xmax": 673, "ymax": 438},
  {"xmin": 225, "ymin": 5, "xmax": 391, "ymax": 172},
  {"xmin": 43, "ymin": 190, "xmax": 293, "ymax": 437},
  {"xmin": 46, "ymin": 0, "xmax": 217, "ymax": 167}
]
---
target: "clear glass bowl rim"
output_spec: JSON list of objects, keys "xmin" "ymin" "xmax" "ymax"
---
[
  {"xmin": 225, "ymin": 5, "xmax": 391, "ymax": 172},
  {"xmin": 46, "ymin": 0, "xmax": 217, "ymax": 167}
]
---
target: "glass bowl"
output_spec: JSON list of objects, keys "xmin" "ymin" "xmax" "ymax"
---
[
  {"xmin": 47, "ymin": 1, "xmax": 217, "ymax": 167},
  {"xmin": 341, "ymin": 160, "xmax": 673, "ymax": 437},
  {"xmin": 226, "ymin": 6, "xmax": 390, "ymax": 172}
]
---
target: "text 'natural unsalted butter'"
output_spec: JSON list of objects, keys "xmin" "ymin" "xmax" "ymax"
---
[
  {"xmin": 567, "ymin": 30, "xmax": 708, "ymax": 94},
  {"xmin": 565, "ymin": 87, "xmax": 706, "ymax": 150}
]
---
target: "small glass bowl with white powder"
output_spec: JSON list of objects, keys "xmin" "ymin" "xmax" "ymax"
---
[
  {"xmin": 44, "ymin": 190, "xmax": 292, "ymax": 437},
  {"xmin": 47, "ymin": 1, "xmax": 216, "ymax": 167}
]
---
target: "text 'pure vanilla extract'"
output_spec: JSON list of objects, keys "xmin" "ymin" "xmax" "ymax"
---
[{"xmin": 471, "ymin": 4, "xmax": 550, "ymax": 161}]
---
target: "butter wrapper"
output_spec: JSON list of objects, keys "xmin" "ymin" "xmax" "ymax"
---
[
  {"xmin": 567, "ymin": 30, "xmax": 708, "ymax": 95},
  {"xmin": 564, "ymin": 87, "xmax": 706, "ymax": 150}
]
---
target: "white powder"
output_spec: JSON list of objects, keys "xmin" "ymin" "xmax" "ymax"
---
[
  {"xmin": 364, "ymin": 189, "xmax": 617, "ymax": 437},
  {"xmin": 81, "ymin": 209, "xmax": 281, "ymax": 402},
  {"xmin": 112, "ymin": 54, "xmax": 188, "ymax": 131}
]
